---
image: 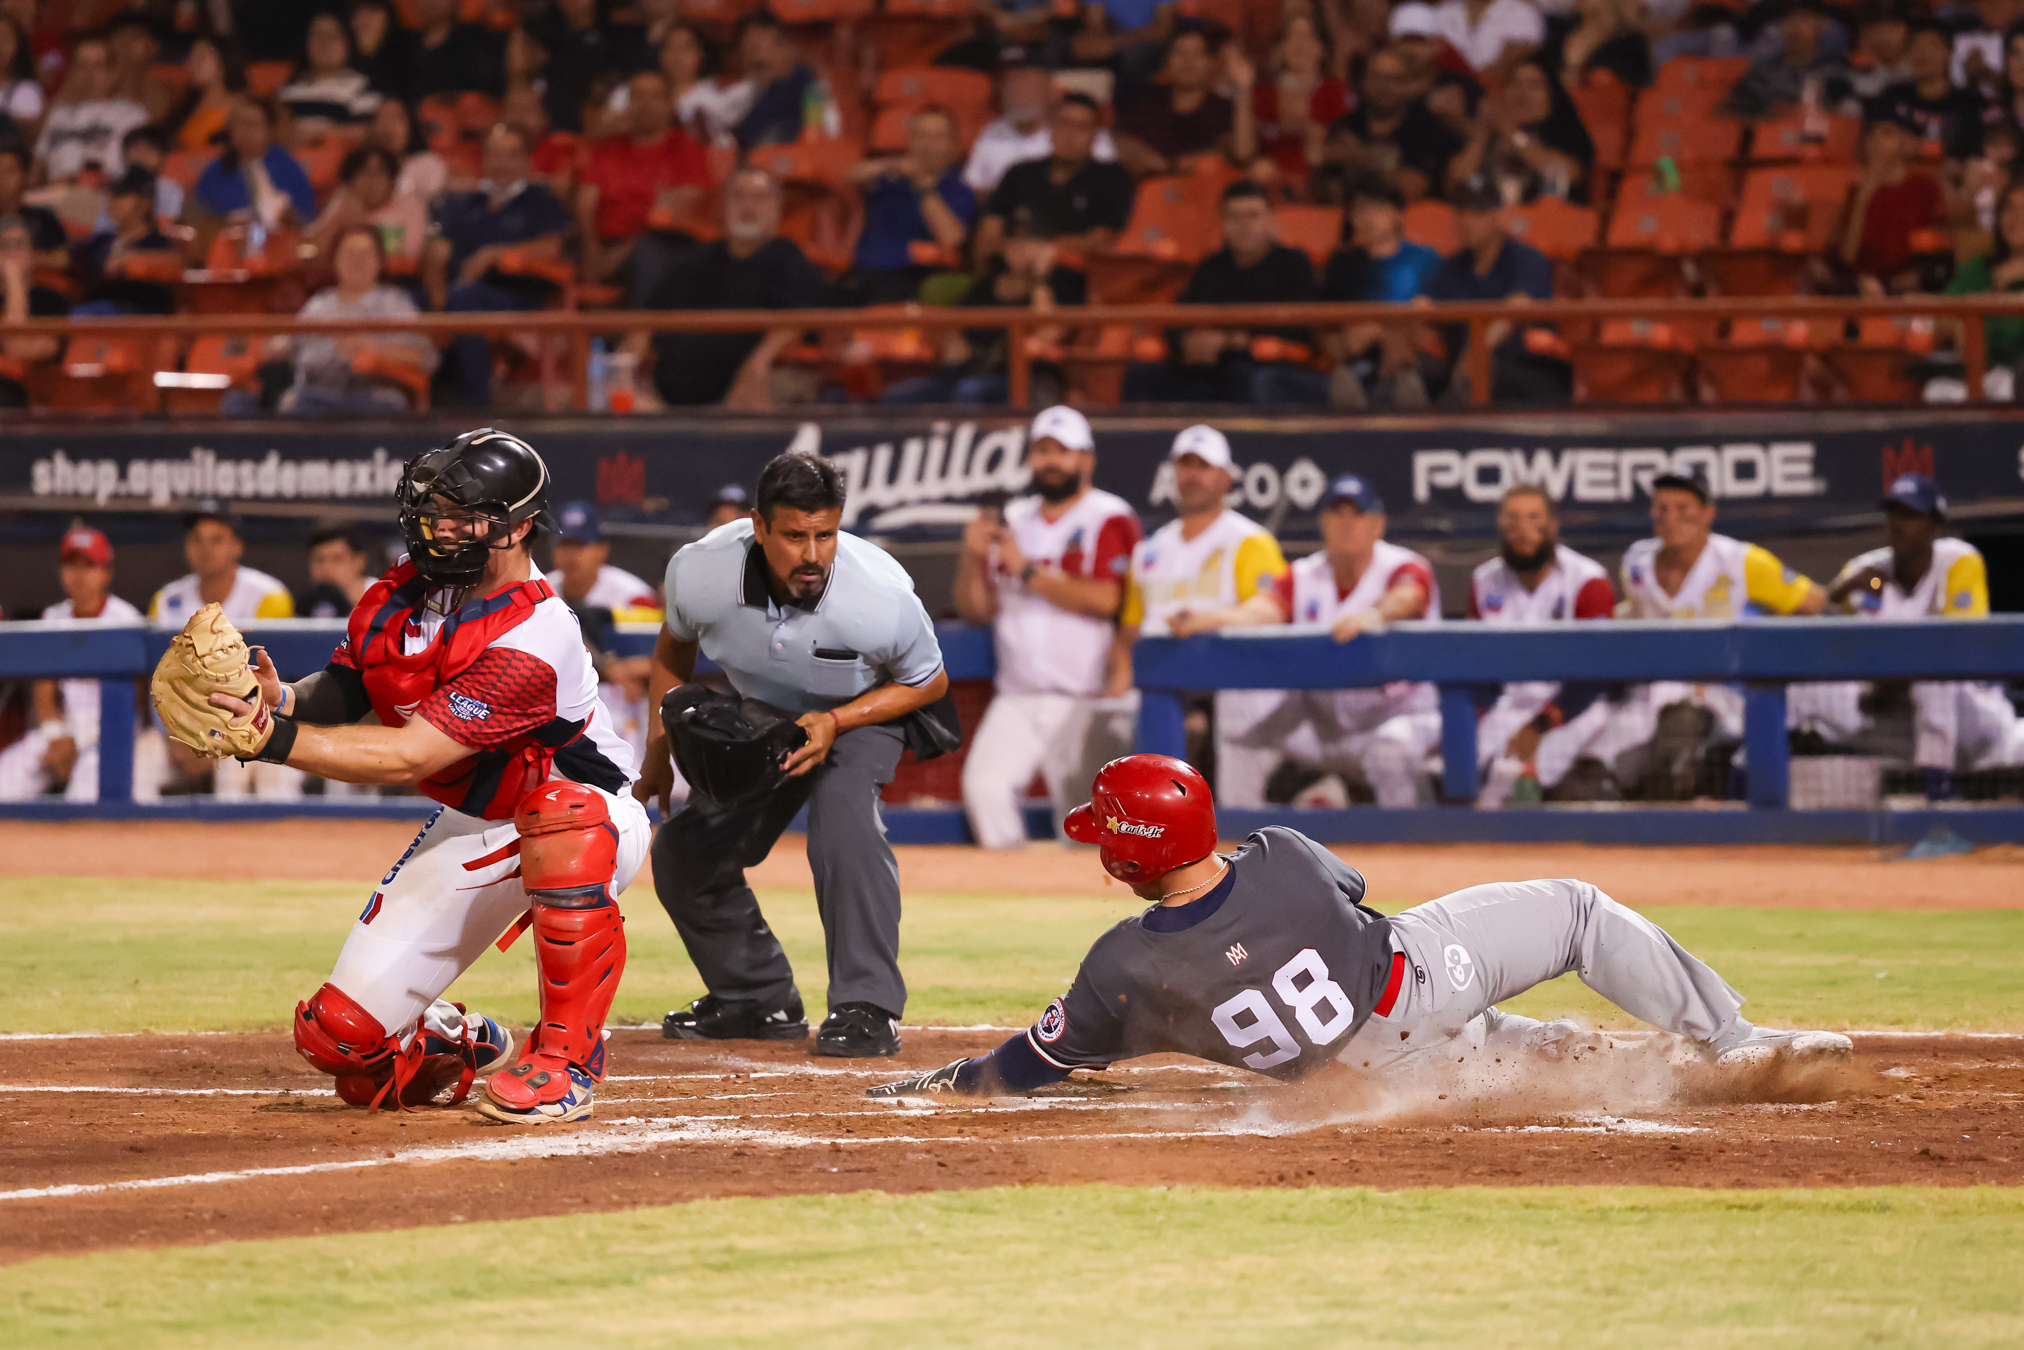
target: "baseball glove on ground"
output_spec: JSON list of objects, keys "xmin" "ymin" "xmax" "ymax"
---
[{"xmin": 151, "ymin": 602, "xmax": 270, "ymax": 759}]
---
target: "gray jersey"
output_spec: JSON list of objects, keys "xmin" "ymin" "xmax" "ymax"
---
[
  {"xmin": 1026, "ymin": 828, "xmax": 1395, "ymax": 1081},
  {"xmin": 663, "ymin": 519, "xmax": 945, "ymax": 714}
]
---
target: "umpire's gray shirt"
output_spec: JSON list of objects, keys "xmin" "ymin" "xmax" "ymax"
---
[{"xmin": 663, "ymin": 519, "xmax": 945, "ymax": 714}]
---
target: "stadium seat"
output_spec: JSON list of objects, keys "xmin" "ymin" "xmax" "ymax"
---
[
  {"xmin": 1625, "ymin": 114, "xmax": 1743, "ymax": 170},
  {"xmin": 1579, "ymin": 191, "xmax": 1720, "ymax": 297},
  {"xmin": 874, "ymin": 66, "xmax": 993, "ymax": 116},
  {"xmin": 1571, "ymin": 321, "xmax": 1696, "ymax": 403},
  {"xmin": 1111, "ymin": 177, "xmax": 1219, "ymax": 260},
  {"xmin": 33, "ymin": 332, "xmax": 176, "ymax": 414},
  {"xmin": 681, "ymin": 0, "xmax": 761, "ymax": 28},
  {"xmin": 1402, "ymin": 199, "xmax": 1456, "ymax": 255},
  {"xmin": 1568, "ymin": 69, "xmax": 1631, "ymax": 171},
  {"xmin": 861, "ymin": 0, "xmax": 975, "ymax": 68},
  {"xmin": 747, "ymin": 137, "xmax": 858, "ymax": 189},
  {"xmin": 1650, "ymin": 55, "xmax": 1750, "ymax": 100},
  {"xmin": 1638, "ymin": 83, "xmax": 1730, "ymax": 124},
  {"xmin": 1275, "ymin": 204, "xmax": 1344, "ymax": 266},
  {"xmin": 1694, "ymin": 340, "xmax": 1808, "ymax": 402},
  {"xmin": 1506, "ymin": 198, "xmax": 1599, "ymax": 261},
  {"xmin": 770, "ymin": 0, "xmax": 875, "ymax": 23},
  {"xmin": 1729, "ymin": 164, "xmax": 1857, "ymax": 248},
  {"xmin": 1749, "ymin": 112, "xmax": 1862, "ymax": 164},
  {"xmin": 246, "ymin": 60, "xmax": 292, "ymax": 96},
  {"xmin": 158, "ymin": 333, "xmax": 261, "ymax": 415}
]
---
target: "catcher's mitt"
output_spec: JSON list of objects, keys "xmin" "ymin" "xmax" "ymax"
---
[{"xmin": 150, "ymin": 602, "xmax": 271, "ymax": 759}]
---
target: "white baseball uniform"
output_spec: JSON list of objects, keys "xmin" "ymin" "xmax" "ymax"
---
[
  {"xmin": 0, "ymin": 594, "xmax": 146, "ymax": 802},
  {"xmin": 1232, "ymin": 540, "xmax": 1444, "ymax": 808},
  {"xmin": 961, "ymin": 489, "xmax": 1141, "ymax": 849},
  {"xmin": 548, "ymin": 561, "xmax": 664, "ymax": 768},
  {"xmin": 150, "ymin": 567, "xmax": 306, "ymax": 801},
  {"xmin": 325, "ymin": 557, "xmax": 649, "ymax": 1039},
  {"xmin": 1467, "ymin": 545, "xmax": 1617, "ymax": 797},
  {"xmin": 1570, "ymin": 533, "xmax": 1818, "ymax": 786},
  {"xmin": 1123, "ymin": 509, "xmax": 1291, "ymax": 809},
  {"xmin": 1790, "ymin": 539, "xmax": 2021, "ymax": 772}
]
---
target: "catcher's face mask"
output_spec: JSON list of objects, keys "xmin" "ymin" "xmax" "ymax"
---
[{"xmin": 397, "ymin": 432, "xmax": 548, "ymax": 587}]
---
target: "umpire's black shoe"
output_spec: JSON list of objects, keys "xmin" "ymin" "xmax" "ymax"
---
[
  {"xmin": 814, "ymin": 1002, "xmax": 902, "ymax": 1058},
  {"xmin": 663, "ymin": 994, "xmax": 808, "ymax": 1041}
]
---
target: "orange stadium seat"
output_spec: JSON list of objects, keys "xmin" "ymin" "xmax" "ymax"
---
[
  {"xmin": 1275, "ymin": 204, "xmax": 1344, "ymax": 266},
  {"xmin": 681, "ymin": 0, "xmax": 761, "ymax": 28},
  {"xmin": 1506, "ymin": 198, "xmax": 1598, "ymax": 261},
  {"xmin": 1651, "ymin": 55, "xmax": 1751, "ymax": 100},
  {"xmin": 1581, "ymin": 189, "xmax": 1720, "ymax": 297},
  {"xmin": 1638, "ymin": 83, "xmax": 1729, "ymax": 124},
  {"xmin": 1112, "ymin": 177, "xmax": 1219, "ymax": 260},
  {"xmin": 158, "ymin": 333, "xmax": 262, "ymax": 415},
  {"xmin": 770, "ymin": 0, "xmax": 875, "ymax": 23},
  {"xmin": 1749, "ymin": 112, "xmax": 1862, "ymax": 163},
  {"xmin": 1729, "ymin": 165, "xmax": 1857, "ymax": 248},
  {"xmin": 1695, "ymin": 339, "xmax": 1809, "ymax": 402},
  {"xmin": 1571, "ymin": 321, "xmax": 1696, "ymax": 403},
  {"xmin": 1402, "ymin": 199, "xmax": 1456, "ymax": 255},
  {"xmin": 863, "ymin": 0, "xmax": 975, "ymax": 67},
  {"xmin": 1626, "ymin": 114, "xmax": 1743, "ymax": 168},
  {"xmin": 1569, "ymin": 69, "xmax": 1632, "ymax": 171},
  {"xmin": 875, "ymin": 66, "xmax": 993, "ymax": 120},
  {"xmin": 246, "ymin": 60, "xmax": 292, "ymax": 96}
]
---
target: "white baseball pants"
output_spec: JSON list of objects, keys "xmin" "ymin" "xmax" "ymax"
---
[
  {"xmin": 963, "ymin": 691, "xmax": 1107, "ymax": 850},
  {"xmin": 327, "ymin": 787, "xmax": 651, "ymax": 1038},
  {"xmin": 1339, "ymin": 877, "xmax": 1747, "ymax": 1078}
]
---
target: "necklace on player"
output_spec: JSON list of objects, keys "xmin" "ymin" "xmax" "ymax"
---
[{"xmin": 1159, "ymin": 857, "xmax": 1228, "ymax": 904}]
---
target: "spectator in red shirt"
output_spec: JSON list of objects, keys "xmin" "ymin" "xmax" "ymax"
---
[
  {"xmin": 1839, "ymin": 111, "xmax": 1947, "ymax": 293},
  {"xmin": 577, "ymin": 70, "xmax": 710, "ymax": 284},
  {"xmin": 1252, "ymin": 14, "xmax": 1349, "ymax": 184}
]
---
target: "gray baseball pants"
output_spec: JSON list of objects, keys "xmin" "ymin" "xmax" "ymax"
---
[
  {"xmin": 652, "ymin": 722, "xmax": 908, "ymax": 1018},
  {"xmin": 1340, "ymin": 878, "xmax": 1746, "ymax": 1076}
]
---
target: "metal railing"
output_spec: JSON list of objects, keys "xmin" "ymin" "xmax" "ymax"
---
[{"xmin": 4, "ymin": 293, "xmax": 2020, "ymax": 411}]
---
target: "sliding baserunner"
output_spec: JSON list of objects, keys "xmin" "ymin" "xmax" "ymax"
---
[{"xmin": 870, "ymin": 754, "xmax": 1850, "ymax": 1098}]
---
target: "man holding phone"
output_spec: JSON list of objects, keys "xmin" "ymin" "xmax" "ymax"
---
[{"xmin": 955, "ymin": 407, "xmax": 1142, "ymax": 849}]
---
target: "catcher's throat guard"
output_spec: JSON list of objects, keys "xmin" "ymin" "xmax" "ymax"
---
[{"xmin": 660, "ymin": 685, "xmax": 809, "ymax": 805}]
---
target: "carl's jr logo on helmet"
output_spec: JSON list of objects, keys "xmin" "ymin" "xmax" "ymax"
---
[{"xmin": 1106, "ymin": 815, "xmax": 1164, "ymax": 838}]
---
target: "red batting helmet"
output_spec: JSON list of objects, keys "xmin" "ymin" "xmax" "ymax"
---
[{"xmin": 1063, "ymin": 754, "xmax": 1218, "ymax": 884}]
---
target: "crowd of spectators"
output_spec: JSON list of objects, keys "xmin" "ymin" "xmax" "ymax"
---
[{"xmin": 2, "ymin": 0, "xmax": 2024, "ymax": 410}]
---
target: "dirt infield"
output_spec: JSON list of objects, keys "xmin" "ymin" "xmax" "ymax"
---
[
  {"xmin": 2, "ymin": 1029, "xmax": 2019, "ymax": 1263},
  {"xmin": 2, "ymin": 819, "xmax": 2020, "ymax": 909}
]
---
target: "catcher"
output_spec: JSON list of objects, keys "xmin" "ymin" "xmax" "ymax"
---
[
  {"xmin": 152, "ymin": 429, "xmax": 649, "ymax": 1125},
  {"xmin": 870, "ymin": 754, "xmax": 1851, "ymax": 1100}
]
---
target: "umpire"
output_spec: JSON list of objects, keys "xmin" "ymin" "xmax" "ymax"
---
[{"xmin": 636, "ymin": 451, "xmax": 957, "ymax": 1057}]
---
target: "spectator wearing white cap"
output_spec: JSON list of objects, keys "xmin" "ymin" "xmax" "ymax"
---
[
  {"xmin": 957, "ymin": 407, "xmax": 1143, "ymax": 849},
  {"xmin": 1111, "ymin": 424, "xmax": 1289, "ymax": 803},
  {"xmin": 1431, "ymin": 0, "xmax": 1545, "ymax": 78},
  {"xmin": 1162, "ymin": 472, "xmax": 1443, "ymax": 807},
  {"xmin": 0, "ymin": 524, "xmax": 148, "ymax": 802}
]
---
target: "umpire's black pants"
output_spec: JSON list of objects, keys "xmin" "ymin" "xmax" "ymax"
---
[{"xmin": 651, "ymin": 722, "xmax": 907, "ymax": 1018}]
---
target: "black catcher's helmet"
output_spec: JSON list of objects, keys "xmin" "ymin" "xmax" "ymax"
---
[{"xmin": 396, "ymin": 428, "xmax": 550, "ymax": 586}]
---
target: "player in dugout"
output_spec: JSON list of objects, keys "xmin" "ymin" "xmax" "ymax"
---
[
  {"xmin": 869, "ymin": 754, "xmax": 1852, "ymax": 1101},
  {"xmin": 1549, "ymin": 465, "xmax": 1827, "ymax": 801}
]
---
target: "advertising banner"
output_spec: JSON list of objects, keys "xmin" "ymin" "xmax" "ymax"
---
[{"xmin": 5, "ymin": 411, "xmax": 2020, "ymax": 543}]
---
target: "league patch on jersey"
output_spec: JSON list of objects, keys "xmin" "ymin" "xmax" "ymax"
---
[
  {"xmin": 1303, "ymin": 600, "xmax": 1321, "ymax": 622},
  {"xmin": 445, "ymin": 690, "xmax": 492, "ymax": 722},
  {"xmin": 1550, "ymin": 598, "xmax": 1565, "ymax": 620},
  {"xmin": 1483, "ymin": 594, "xmax": 1505, "ymax": 612},
  {"xmin": 1036, "ymin": 997, "xmax": 1067, "ymax": 1043},
  {"xmin": 1107, "ymin": 815, "xmax": 1164, "ymax": 838},
  {"xmin": 1443, "ymin": 943, "xmax": 1475, "ymax": 992},
  {"xmin": 1955, "ymin": 591, "xmax": 1973, "ymax": 609}
]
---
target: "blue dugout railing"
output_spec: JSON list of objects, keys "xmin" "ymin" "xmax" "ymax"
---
[{"xmin": 1, "ymin": 616, "xmax": 2020, "ymax": 843}]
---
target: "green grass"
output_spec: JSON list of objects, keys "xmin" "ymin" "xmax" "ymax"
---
[
  {"xmin": 10, "ymin": 1186, "xmax": 2024, "ymax": 1348},
  {"xmin": 4, "ymin": 877, "xmax": 2020, "ymax": 1034}
]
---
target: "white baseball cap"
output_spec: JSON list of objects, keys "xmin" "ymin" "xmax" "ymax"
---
[
  {"xmin": 1029, "ymin": 404, "xmax": 1094, "ymax": 452},
  {"xmin": 1169, "ymin": 424, "xmax": 1234, "ymax": 470},
  {"xmin": 1389, "ymin": 2, "xmax": 1440, "ymax": 38}
]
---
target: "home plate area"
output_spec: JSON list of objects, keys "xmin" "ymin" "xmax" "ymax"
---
[{"xmin": 3, "ymin": 1029, "xmax": 2020, "ymax": 1262}]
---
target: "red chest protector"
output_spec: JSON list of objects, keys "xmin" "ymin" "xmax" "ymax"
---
[{"xmin": 334, "ymin": 561, "xmax": 560, "ymax": 819}]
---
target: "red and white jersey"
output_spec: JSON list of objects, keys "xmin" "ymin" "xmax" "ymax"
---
[
  {"xmin": 1275, "ymin": 540, "xmax": 1440, "ymax": 729},
  {"xmin": 1467, "ymin": 545, "xmax": 1615, "ymax": 624},
  {"xmin": 990, "ymin": 488, "xmax": 1140, "ymax": 697},
  {"xmin": 545, "ymin": 562, "xmax": 663, "ymax": 621},
  {"xmin": 330, "ymin": 557, "xmax": 637, "ymax": 821}
]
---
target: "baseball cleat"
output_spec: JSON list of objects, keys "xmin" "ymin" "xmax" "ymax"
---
[
  {"xmin": 1712, "ymin": 1027, "xmax": 1854, "ymax": 1069},
  {"xmin": 475, "ymin": 1061, "xmax": 596, "ymax": 1125},
  {"xmin": 866, "ymin": 1058, "xmax": 970, "ymax": 1098},
  {"xmin": 663, "ymin": 993, "xmax": 808, "ymax": 1041},
  {"xmin": 816, "ymin": 1002, "xmax": 902, "ymax": 1058}
]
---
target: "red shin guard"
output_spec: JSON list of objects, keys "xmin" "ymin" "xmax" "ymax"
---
[
  {"xmin": 489, "ymin": 784, "xmax": 626, "ymax": 1108},
  {"xmin": 294, "ymin": 983, "xmax": 426, "ymax": 1113}
]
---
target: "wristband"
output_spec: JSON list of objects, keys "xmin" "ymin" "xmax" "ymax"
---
[
  {"xmin": 277, "ymin": 685, "xmax": 294, "ymax": 718},
  {"xmin": 824, "ymin": 709, "xmax": 842, "ymax": 736},
  {"xmin": 37, "ymin": 719, "xmax": 67, "ymax": 740},
  {"xmin": 248, "ymin": 714, "xmax": 298, "ymax": 765}
]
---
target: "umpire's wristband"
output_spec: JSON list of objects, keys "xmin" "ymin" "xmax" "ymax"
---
[{"xmin": 246, "ymin": 714, "xmax": 299, "ymax": 765}]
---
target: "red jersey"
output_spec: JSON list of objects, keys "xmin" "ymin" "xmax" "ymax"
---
[
  {"xmin": 329, "ymin": 559, "xmax": 638, "ymax": 820},
  {"xmin": 581, "ymin": 129, "xmax": 712, "ymax": 239}
]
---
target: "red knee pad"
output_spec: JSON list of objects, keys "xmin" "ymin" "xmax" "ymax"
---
[
  {"xmin": 517, "ymin": 782, "xmax": 618, "ymax": 899},
  {"xmin": 294, "ymin": 983, "xmax": 399, "ymax": 1079},
  {"xmin": 526, "ymin": 899, "xmax": 627, "ymax": 1073}
]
